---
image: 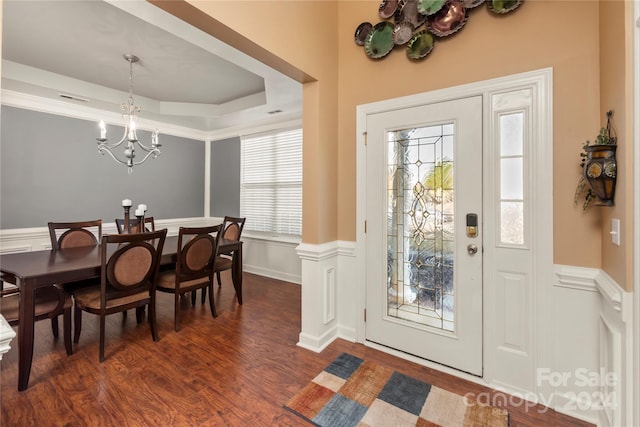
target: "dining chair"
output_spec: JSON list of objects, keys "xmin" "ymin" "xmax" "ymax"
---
[
  {"xmin": 115, "ymin": 216, "xmax": 155, "ymax": 234},
  {"xmin": 49, "ymin": 218, "xmax": 103, "ymax": 302},
  {"xmin": 157, "ymin": 224, "xmax": 222, "ymax": 332},
  {"xmin": 72, "ymin": 229, "xmax": 167, "ymax": 362},
  {"xmin": 198, "ymin": 216, "xmax": 246, "ymax": 304},
  {"xmin": 49, "ymin": 219, "xmax": 102, "ymax": 251},
  {"xmin": 0, "ymin": 282, "xmax": 73, "ymax": 356}
]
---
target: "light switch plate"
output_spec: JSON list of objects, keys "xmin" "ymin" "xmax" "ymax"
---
[{"xmin": 611, "ymin": 218, "xmax": 620, "ymax": 246}]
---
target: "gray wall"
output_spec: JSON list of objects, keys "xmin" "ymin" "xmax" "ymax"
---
[
  {"xmin": 210, "ymin": 136, "xmax": 241, "ymax": 217},
  {"xmin": 1, "ymin": 106, "xmax": 205, "ymax": 229}
]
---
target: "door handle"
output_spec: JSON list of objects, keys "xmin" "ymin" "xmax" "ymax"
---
[{"xmin": 467, "ymin": 244, "xmax": 478, "ymax": 255}]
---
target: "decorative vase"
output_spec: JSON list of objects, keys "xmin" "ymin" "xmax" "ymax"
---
[{"xmin": 583, "ymin": 144, "xmax": 617, "ymax": 206}]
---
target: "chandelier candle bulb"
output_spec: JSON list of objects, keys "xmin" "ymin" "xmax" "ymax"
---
[
  {"xmin": 134, "ymin": 208, "xmax": 144, "ymax": 217},
  {"xmin": 99, "ymin": 121, "xmax": 106, "ymax": 140},
  {"xmin": 122, "ymin": 199, "xmax": 132, "ymax": 207},
  {"xmin": 138, "ymin": 204, "xmax": 147, "ymax": 212}
]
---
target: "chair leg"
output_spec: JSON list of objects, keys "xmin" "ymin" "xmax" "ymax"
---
[
  {"xmin": 63, "ymin": 309, "xmax": 73, "ymax": 356},
  {"xmin": 99, "ymin": 314, "xmax": 105, "ymax": 363},
  {"xmin": 51, "ymin": 317, "xmax": 59, "ymax": 338},
  {"xmin": 208, "ymin": 284, "xmax": 217, "ymax": 318},
  {"xmin": 73, "ymin": 305, "xmax": 82, "ymax": 343},
  {"xmin": 174, "ymin": 293, "xmax": 180, "ymax": 332},
  {"xmin": 191, "ymin": 290, "xmax": 196, "ymax": 306},
  {"xmin": 201, "ymin": 287, "xmax": 206, "ymax": 304},
  {"xmin": 149, "ymin": 301, "xmax": 158, "ymax": 342},
  {"xmin": 217, "ymin": 271, "xmax": 222, "ymax": 287},
  {"xmin": 135, "ymin": 306, "xmax": 144, "ymax": 324}
]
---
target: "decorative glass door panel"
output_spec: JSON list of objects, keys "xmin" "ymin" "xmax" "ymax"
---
[
  {"xmin": 365, "ymin": 96, "xmax": 482, "ymax": 375},
  {"xmin": 387, "ymin": 124, "xmax": 455, "ymax": 332}
]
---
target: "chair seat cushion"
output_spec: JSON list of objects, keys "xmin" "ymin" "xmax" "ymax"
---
[
  {"xmin": 1, "ymin": 286, "xmax": 71, "ymax": 324},
  {"xmin": 214, "ymin": 257, "xmax": 232, "ymax": 270},
  {"xmin": 156, "ymin": 271, "xmax": 210, "ymax": 291},
  {"xmin": 74, "ymin": 286, "xmax": 149, "ymax": 311}
]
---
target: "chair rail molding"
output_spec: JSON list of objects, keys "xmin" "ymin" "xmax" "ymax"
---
[{"xmin": 0, "ymin": 217, "xmax": 217, "ymax": 254}]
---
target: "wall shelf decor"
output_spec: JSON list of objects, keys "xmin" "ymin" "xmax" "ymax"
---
[
  {"xmin": 574, "ymin": 110, "xmax": 618, "ymax": 209},
  {"xmin": 354, "ymin": 0, "xmax": 524, "ymax": 60}
]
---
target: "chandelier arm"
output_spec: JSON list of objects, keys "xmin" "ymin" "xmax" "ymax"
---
[
  {"xmin": 98, "ymin": 146, "xmax": 130, "ymax": 166},
  {"xmin": 135, "ymin": 140, "xmax": 157, "ymax": 152},
  {"xmin": 131, "ymin": 149, "xmax": 161, "ymax": 166}
]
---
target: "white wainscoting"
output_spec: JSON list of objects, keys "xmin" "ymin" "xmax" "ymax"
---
[
  {"xmin": 0, "ymin": 217, "xmax": 216, "ymax": 254},
  {"xmin": 295, "ymin": 240, "xmax": 357, "ymax": 352},
  {"xmin": 241, "ymin": 232, "xmax": 301, "ymax": 284},
  {"xmin": 551, "ymin": 266, "xmax": 632, "ymax": 426}
]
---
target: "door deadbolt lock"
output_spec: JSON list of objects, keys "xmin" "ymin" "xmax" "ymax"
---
[
  {"xmin": 466, "ymin": 213, "xmax": 478, "ymax": 238},
  {"xmin": 467, "ymin": 244, "xmax": 478, "ymax": 255}
]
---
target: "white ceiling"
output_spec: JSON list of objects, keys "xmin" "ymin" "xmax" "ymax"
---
[{"xmin": 1, "ymin": 0, "xmax": 303, "ymax": 135}]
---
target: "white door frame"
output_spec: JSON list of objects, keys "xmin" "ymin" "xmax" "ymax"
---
[
  {"xmin": 355, "ymin": 68, "xmax": 553, "ymax": 390},
  {"xmin": 633, "ymin": 5, "xmax": 640, "ymax": 427}
]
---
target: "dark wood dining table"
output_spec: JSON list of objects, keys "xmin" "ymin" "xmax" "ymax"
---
[{"xmin": 0, "ymin": 235, "xmax": 243, "ymax": 391}]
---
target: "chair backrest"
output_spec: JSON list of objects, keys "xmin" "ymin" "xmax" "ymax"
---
[
  {"xmin": 115, "ymin": 217, "xmax": 155, "ymax": 234},
  {"xmin": 101, "ymin": 229, "xmax": 167, "ymax": 303},
  {"xmin": 222, "ymin": 216, "xmax": 246, "ymax": 241},
  {"xmin": 175, "ymin": 225, "xmax": 223, "ymax": 283},
  {"xmin": 48, "ymin": 220, "xmax": 102, "ymax": 250}
]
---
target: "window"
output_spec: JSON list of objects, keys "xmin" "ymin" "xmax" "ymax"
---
[
  {"xmin": 499, "ymin": 111, "xmax": 525, "ymax": 245},
  {"xmin": 240, "ymin": 128, "xmax": 302, "ymax": 236}
]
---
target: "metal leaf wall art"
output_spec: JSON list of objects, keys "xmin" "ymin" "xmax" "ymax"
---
[{"xmin": 354, "ymin": 0, "xmax": 523, "ymax": 60}]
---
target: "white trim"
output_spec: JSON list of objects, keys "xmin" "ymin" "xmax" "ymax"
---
[
  {"xmin": 1, "ymin": 89, "xmax": 207, "ymax": 141},
  {"xmin": 633, "ymin": 3, "xmax": 640, "ymax": 426},
  {"xmin": 0, "ymin": 217, "xmax": 222, "ymax": 253},
  {"xmin": 208, "ymin": 118, "xmax": 302, "ymax": 142},
  {"xmin": 204, "ymin": 139, "xmax": 211, "ymax": 218},
  {"xmin": 554, "ymin": 265, "xmax": 599, "ymax": 292},
  {"xmin": 595, "ymin": 270, "xmax": 624, "ymax": 313},
  {"xmin": 296, "ymin": 241, "xmax": 342, "ymax": 262},
  {"xmin": 1, "ymin": 88, "xmax": 303, "ymax": 147}
]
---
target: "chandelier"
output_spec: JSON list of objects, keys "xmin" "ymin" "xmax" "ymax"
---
[{"xmin": 96, "ymin": 54, "xmax": 161, "ymax": 174}]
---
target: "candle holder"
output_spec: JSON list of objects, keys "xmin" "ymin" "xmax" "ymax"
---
[
  {"xmin": 123, "ymin": 206, "xmax": 131, "ymax": 233},
  {"xmin": 136, "ymin": 213, "xmax": 144, "ymax": 233}
]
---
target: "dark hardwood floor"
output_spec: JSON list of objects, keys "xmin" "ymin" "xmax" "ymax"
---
[{"xmin": 1, "ymin": 272, "xmax": 593, "ymax": 426}]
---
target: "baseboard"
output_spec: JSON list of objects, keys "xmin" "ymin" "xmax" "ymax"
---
[
  {"xmin": 243, "ymin": 265, "xmax": 300, "ymax": 285},
  {"xmin": 297, "ymin": 326, "xmax": 337, "ymax": 353}
]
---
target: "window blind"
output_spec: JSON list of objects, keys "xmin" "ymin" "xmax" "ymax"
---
[{"xmin": 240, "ymin": 128, "xmax": 302, "ymax": 236}]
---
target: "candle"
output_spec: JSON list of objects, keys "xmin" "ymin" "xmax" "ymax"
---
[
  {"xmin": 122, "ymin": 199, "xmax": 132, "ymax": 207},
  {"xmin": 128, "ymin": 120, "xmax": 136, "ymax": 140},
  {"xmin": 138, "ymin": 204, "xmax": 147, "ymax": 212},
  {"xmin": 135, "ymin": 208, "xmax": 144, "ymax": 217},
  {"xmin": 99, "ymin": 120, "xmax": 106, "ymax": 139}
]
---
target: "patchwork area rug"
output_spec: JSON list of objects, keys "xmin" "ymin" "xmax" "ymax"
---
[{"xmin": 285, "ymin": 353, "xmax": 509, "ymax": 427}]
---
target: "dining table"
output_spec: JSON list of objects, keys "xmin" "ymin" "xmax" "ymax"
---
[{"xmin": 0, "ymin": 235, "xmax": 243, "ymax": 391}]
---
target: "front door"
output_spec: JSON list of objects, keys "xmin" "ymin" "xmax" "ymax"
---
[{"xmin": 365, "ymin": 96, "xmax": 483, "ymax": 376}]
